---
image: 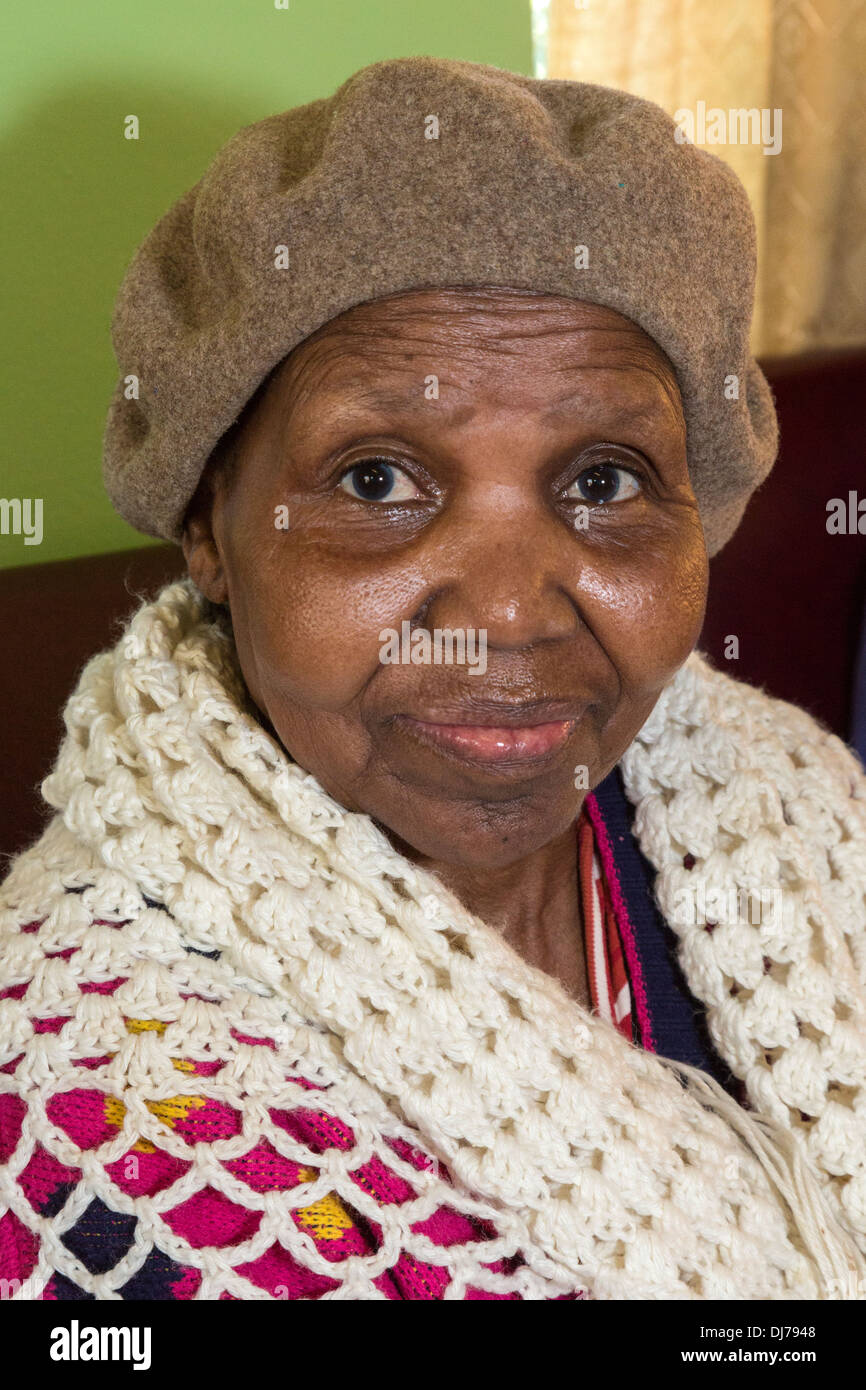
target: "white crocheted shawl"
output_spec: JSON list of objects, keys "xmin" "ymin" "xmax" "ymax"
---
[{"xmin": 3, "ymin": 577, "xmax": 866, "ymax": 1300}]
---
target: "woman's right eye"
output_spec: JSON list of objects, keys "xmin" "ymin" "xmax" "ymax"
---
[{"xmin": 338, "ymin": 459, "xmax": 422, "ymax": 503}]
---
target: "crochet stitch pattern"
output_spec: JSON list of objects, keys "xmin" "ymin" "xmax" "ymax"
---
[
  {"xmin": 620, "ymin": 662, "xmax": 866, "ymax": 1247},
  {"xmin": 1, "ymin": 578, "xmax": 865, "ymax": 1299}
]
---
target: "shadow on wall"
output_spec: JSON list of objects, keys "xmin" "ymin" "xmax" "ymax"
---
[{"xmin": 0, "ymin": 79, "xmax": 272, "ymax": 568}]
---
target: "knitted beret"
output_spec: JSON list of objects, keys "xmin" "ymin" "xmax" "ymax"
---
[{"xmin": 102, "ymin": 55, "xmax": 778, "ymax": 557}]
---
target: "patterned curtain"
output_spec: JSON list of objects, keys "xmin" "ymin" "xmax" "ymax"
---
[{"xmin": 543, "ymin": 0, "xmax": 866, "ymax": 357}]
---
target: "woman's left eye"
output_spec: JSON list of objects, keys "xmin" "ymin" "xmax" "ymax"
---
[
  {"xmin": 565, "ymin": 461, "xmax": 641, "ymax": 505},
  {"xmin": 338, "ymin": 459, "xmax": 422, "ymax": 503}
]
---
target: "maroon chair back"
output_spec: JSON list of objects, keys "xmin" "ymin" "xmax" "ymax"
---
[
  {"xmin": 0, "ymin": 545, "xmax": 186, "ymax": 864},
  {"xmin": 700, "ymin": 349, "xmax": 866, "ymax": 737}
]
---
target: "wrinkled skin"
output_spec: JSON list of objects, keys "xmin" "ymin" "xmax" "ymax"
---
[{"xmin": 183, "ymin": 288, "xmax": 708, "ymax": 1009}]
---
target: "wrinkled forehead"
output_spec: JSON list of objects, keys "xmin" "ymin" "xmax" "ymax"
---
[
  {"xmin": 289, "ymin": 286, "xmax": 675, "ymax": 360},
  {"xmin": 265, "ymin": 287, "xmax": 685, "ymax": 422}
]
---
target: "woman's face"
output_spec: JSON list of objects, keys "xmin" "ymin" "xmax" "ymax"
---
[{"xmin": 183, "ymin": 289, "xmax": 707, "ymax": 871}]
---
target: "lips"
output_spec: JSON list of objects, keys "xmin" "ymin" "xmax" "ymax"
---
[
  {"xmin": 400, "ymin": 717, "xmax": 577, "ymax": 762},
  {"xmin": 393, "ymin": 697, "xmax": 587, "ymax": 766}
]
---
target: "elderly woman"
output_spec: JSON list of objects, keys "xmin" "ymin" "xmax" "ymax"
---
[{"xmin": 2, "ymin": 56, "xmax": 866, "ymax": 1302}]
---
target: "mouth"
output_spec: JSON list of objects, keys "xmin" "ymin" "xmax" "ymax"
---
[{"xmin": 393, "ymin": 699, "xmax": 586, "ymax": 767}]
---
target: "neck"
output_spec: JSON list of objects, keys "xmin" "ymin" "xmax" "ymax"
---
[{"xmin": 396, "ymin": 822, "xmax": 587, "ymax": 1005}]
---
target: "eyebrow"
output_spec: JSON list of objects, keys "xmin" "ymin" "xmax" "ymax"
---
[
  {"xmin": 321, "ymin": 383, "xmax": 681, "ymax": 429},
  {"xmin": 538, "ymin": 391, "xmax": 680, "ymax": 426}
]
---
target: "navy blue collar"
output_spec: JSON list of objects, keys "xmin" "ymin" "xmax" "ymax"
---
[{"xmin": 591, "ymin": 765, "xmax": 744, "ymax": 1103}]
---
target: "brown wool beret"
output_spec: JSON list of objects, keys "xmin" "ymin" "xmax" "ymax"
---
[{"xmin": 102, "ymin": 55, "xmax": 777, "ymax": 557}]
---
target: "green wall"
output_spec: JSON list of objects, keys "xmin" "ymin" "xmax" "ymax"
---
[{"xmin": 1, "ymin": 0, "xmax": 533, "ymax": 570}]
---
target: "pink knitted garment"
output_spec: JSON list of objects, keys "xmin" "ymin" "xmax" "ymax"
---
[{"xmin": 1, "ymin": 907, "xmax": 589, "ymax": 1301}]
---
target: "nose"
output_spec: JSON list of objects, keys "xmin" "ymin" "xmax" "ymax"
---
[{"xmin": 419, "ymin": 483, "xmax": 583, "ymax": 651}]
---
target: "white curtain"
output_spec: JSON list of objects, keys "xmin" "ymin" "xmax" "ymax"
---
[{"xmin": 543, "ymin": 0, "xmax": 866, "ymax": 356}]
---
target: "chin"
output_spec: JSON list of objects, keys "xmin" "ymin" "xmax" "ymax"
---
[{"xmin": 380, "ymin": 795, "xmax": 582, "ymax": 871}]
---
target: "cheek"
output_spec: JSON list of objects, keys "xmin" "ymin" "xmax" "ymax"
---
[
  {"xmin": 225, "ymin": 535, "xmax": 427, "ymax": 713},
  {"xmin": 584, "ymin": 518, "xmax": 708, "ymax": 699}
]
